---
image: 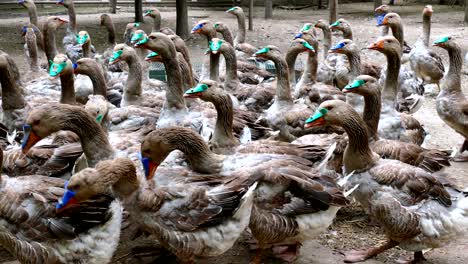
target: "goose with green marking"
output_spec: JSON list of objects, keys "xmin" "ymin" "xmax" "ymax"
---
[{"xmin": 304, "ymin": 99, "xmax": 468, "ymax": 263}]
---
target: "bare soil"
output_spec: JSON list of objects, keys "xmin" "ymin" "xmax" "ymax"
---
[{"xmin": 0, "ymin": 2, "xmax": 467, "ymax": 263}]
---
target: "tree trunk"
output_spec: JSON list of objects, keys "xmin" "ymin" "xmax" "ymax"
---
[
  {"xmin": 265, "ymin": 0, "xmax": 273, "ymax": 19},
  {"xmin": 249, "ymin": 0, "xmax": 253, "ymax": 30},
  {"xmin": 109, "ymin": 0, "xmax": 116, "ymax": 14},
  {"xmin": 465, "ymin": 0, "xmax": 468, "ymax": 25},
  {"xmin": 135, "ymin": 0, "xmax": 143, "ymax": 22},
  {"xmin": 374, "ymin": 0, "xmax": 382, "ymax": 9},
  {"xmin": 176, "ymin": 0, "xmax": 189, "ymax": 39},
  {"xmin": 329, "ymin": 0, "xmax": 337, "ymax": 24}
]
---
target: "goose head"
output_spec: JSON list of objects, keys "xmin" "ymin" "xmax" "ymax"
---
[
  {"xmin": 329, "ymin": 18, "xmax": 350, "ymax": 31},
  {"xmin": 190, "ymin": 19, "xmax": 215, "ymax": 35},
  {"xmin": 432, "ymin": 36, "xmax": 456, "ymax": 50},
  {"xmin": 22, "ymin": 104, "xmax": 83, "ymax": 153},
  {"xmin": 145, "ymin": 51, "xmax": 162, "ymax": 62},
  {"xmin": 109, "ymin": 43, "xmax": 132, "ymax": 65},
  {"xmin": 329, "ymin": 39, "xmax": 355, "ymax": 54},
  {"xmin": 253, "ymin": 45, "xmax": 282, "ymax": 60},
  {"xmin": 56, "ymin": 0, "xmax": 72, "ymax": 8},
  {"xmin": 293, "ymin": 31, "xmax": 318, "ymax": 50},
  {"xmin": 374, "ymin": 4, "xmax": 390, "ymax": 14},
  {"xmin": 207, "ymin": 37, "xmax": 231, "ymax": 55},
  {"xmin": 134, "ymin": 32, "xmax": 175, "ymax": 58},
  {"xmin": 226, "ymin": 6, "xmax": 242, "ymax": 15},
  {"xmin": 314, "ymin": 19, "xmax": 329, "ymax": 30},
  {"xmin": 46, "ymin": 16, "xmax": 69, "ymax": 30},
  {"xmin": 305, "ymin": 100, "xmax": 350, "ymax": 128},
  {"xmin": 57, "ymin": 158, "xmax": 138, "ymax": 211},
  {"xmin": 49, "ymin": 54, "xmax": 73, "ymax": 79},
  {"xmin": 367, "ymin": 35, "xmax": 401, "ymax": 55},
  {"xmin": 183, "ymin": 80, "xmax": 218, "ymax": 100},
  {"xmin": 423, "ymin": 5, "xmax": 433, "ymax": 17},
  {"xmin": 17, "ymin": 0, "xmax": 33, "ymax": 8},
  {"xmin": 84, "ymin": 95, "xmax": 109, "ymax": 124},
  {"xmin": 144, "ymin": 7, "xmax": 161, "ymax": 18},
  {"xmin": 130, "ymin": 29, "xmax": 147, "ymax": 44},
  {"xmin": 74, "ymin": 57, "xmax": 98, "ymax": 74},
  {"xmin": 140, "ymin": 129, "xmax": 177, "ymax": 179},
  {"xmin": 342, "ymin": 75, "xmax": 379, "ymax": 95},
  {"xmin": 213, "ymin": 21, "xmax": 229, "ymax": 34},
  {"xmin": 100, "ymin": 14, "xmax": 111, "ymax": 26},
  {"xmin": 379, "ymin": 12, "xmax": 401, "ymax": 27},
  {"xmin": 289, "ymin": 38, "xmax": 315, "ymax": 54},
  {"xmin": 76, "ymin": 31, "xmax": 90, "ymax": 45}
]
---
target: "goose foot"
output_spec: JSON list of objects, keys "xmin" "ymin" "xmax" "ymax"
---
[
  {"xmin": 344, "ymin": 240, "xmax": 399, "ymax": 263},
  {"xmin": 396, "ymin": 251, "xmax": 427, "ymax": 264},
  {"xmin": 271, "ymin": 242, "xmax": 302, "ymax": 263}
]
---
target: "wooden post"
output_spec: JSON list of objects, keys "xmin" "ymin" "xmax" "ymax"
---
[
  {"xmin": 176, "ymin": 0, "xmax": 189, "ymax": 39},
  {"xmin": 374, "ymin": 0, "xmax": 382, "ymax": 9},
  {"xmin": 135, "ymin": 0, "xmax": 143, "ymax": 22},
  {"xmin": 329, "ymin": 0, "xmax": 338, "ymax": 24},
  {"xmin": 109, "ymin": 0, "xmax": 116, "ymax": 14},
  {"xmin": 265, "ymin": 0, "xmax": 273, "ymax": 19},
  {"xmin": 249, "ymin": 0, "xmax": 254, "ymax": 30}
]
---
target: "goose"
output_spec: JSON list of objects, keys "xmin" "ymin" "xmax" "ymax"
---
[
  {"xmin": 343, "ymin": 75, "xmax": 451, "ymax": 172},
  {"xmin": 286, "ymin": 37, "xmax": 345, "ymax": 108},
  {"xmin": 207, "ymin": 38, "xmax": 275, "ymax": 112},
  {"xmin": 374, "ymin": 4, "xmax": 390, "ymax": 36},
  {"xmin": 64, "ymin": 157, "xmax": 257, "ymax": 263},
  {"xmin": 0, "ymin": 174, "xmax": 122, "ymax": 263},
  {"xmin": 367, "ymin": 36, "xmax": 426, "ymax": 145},
  {"xmin": 433, "ymin": 36, "xmax": 468, "ymax": 162},
  {"xmin": 329, "ymin": 18, "xmax": 353, "ymax": 40},
  {"xmin": 22, "ymin": 25, "xmax": 40, "ymax": 73},
  {"xmin": 76, "ymin": 30, "xmax": 94, "ymax": 58},
  {"xmin": 409, "ymin": 5, "xmax": 445, "ymax": 93},
  {"xmin": 253, "ymin": 45, "xmax": 341, "ymax": 141},
  {"xmin": 191, "ymin": 20, "xmax": 221, "ymax": 80},
  {"xmin": 305, "ymin": 99, "xmax": 468, "ymax": 264},
  {"xmin": 43, "ymin": 16, "xmax": 68, "ymax": 67},
  {"xmin": 225, "ymin": 6, "xmax": 258, "ymax": 53},
  {"xmin": 140, "ymin": 126, "xmax": 347, "ymax": 263},
  {"xmin": 99, "ymin": 14, "xmax": 124, "ymax": 73},
  {"xmin": 144, "ymin": 7, "xmax": 161, "ymax": 32},
  {"xmin": 328, "ymin": 39, "xmax": 381, "ymax": 113},
  {"xmin": 17, "ymin": 0, "xmax": 45, "ymax": 51}
]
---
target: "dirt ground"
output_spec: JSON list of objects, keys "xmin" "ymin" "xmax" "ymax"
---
[{"xmin": 0, "ymin": 2, "xmax": 468, "ymax": 264}]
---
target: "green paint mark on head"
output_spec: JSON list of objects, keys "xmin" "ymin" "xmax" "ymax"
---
[
  {"xmin": 305, "ymin": 108, "xmax": 328, "ymax": 124},
  {"xmin": 344, "ymin": 79, "xmax": 366, "ymax": 91},
  {"xmin": 433, "ymin": 36, "xmax": 450, "ymax": 45},
  {"xmin": 49, "ymin": 61, "xmax": 68, "ymax": 77},
  {"xmin": 209, "ymin": 40, "xmax": 223, "ymax": 52},
  {"xmin": 185, "ymin": 83, "xmax": 208, "ymax": 95},
  {"xmin": 131, "ymin": 32, "xmax": 144, "ymax": 42},
  {"xmin": 330, "ymin": 21, "xmax": 341, "ymax": 27},
  {"xmin": 76, "ymin": 34, "xmax": 89, "ymax": 44},
  {"xmin": 109, "ymin": 50, "xmax": 123, "ymax": 62},
  {"xmin": 303, "ymin": 41, "xmax": 314, "ymax": 51},
  {"xmin": 255, "ymin": 47, "xmax": 270, "ymax": 55},
  {"xmin": 300, "ymin": 24, "xmax": 312, "ymax": 32}
]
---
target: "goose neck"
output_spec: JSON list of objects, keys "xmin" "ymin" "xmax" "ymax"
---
[
  {"xmin": 98, "ymin": 160, "xmax": 140, "ymax": 199},
  {"xmin": 26, "ymin": 3, "xmax": 38, "ymax": 26},
  {"xmin": 66, "ymin": 4, "xmax": 77, "ymax": 32},
  {"xmin": 235, "ymin": 12, "xmax": 246, "ymax": 44},
  {"xmin": 221, "ymin": 45, "xmax": 239, "ymax": 87},
  {"xmin": 151, "ymin": 16, "xmax": 161, "ymax": 32},
  {"xmin": 443, "ymin": 44, "xmax": 462, "ymax": 93},
  {"xmin": 342, "ymin": 28, "xmax": 353, "ymax": 40},
  {"xmin": 59, "ymin": 71, "xmax": 77, "ymax": 104},
  {"xmin": 43, "ymin": 24, "xmax": 58, "ymax": 64},
  {"xmin": 422, "ymin": 14, "xmax": 431, "ymax": 47},
  {"xmin": 271, "ymin": 55, "xmax": 293, "ymax": 102},
  {"xmin": 60, "ymin": 107, "xmax": 114, "ymax": 167},
  {"xmin": 346, "ymin": 49, "xmax": 362, "ymax": 79},
  {"xmin": 162, "ymin": 55, "xmax": 186, "ymax": 110},
  {"xmin": 0, "ymin": 63, "xmax": 25, "ymax": 110},
  {"xmin": 104, "ymin": 20, "xmax": 116, "ymax": 45},
  {"xmin": 81, "ymin": 64, "xmax": 107, "ymax": 97},
  {"xmin": 389, "ymin": 23, "xmax": 404, "ymax": 50},
  {"xmin": 207, "ymin": 89, "xmax": 238, "ymax": 149},
  {"xmin": 124, "ymin": 50, "xmax": 143, "ymax": 100},
  {"xmin": 285, "ymin": 47, "xmax": 301, "ymax": 85},
  {"xmin": 220, "ymin": 29, "xmax": 234, "ymax": 46},
  {"xmin": 26, "ymin": 32, "xmax": 39, "ymax": 72},
  {"xmin": 362, "ymin": 89, "xmax": 381, "ymax": 141},
  {"xmin": 82, "ymin": 41, "xmax": 92, "ymax": 58},
  {"xmin": 382, "ymin": 49, "xmax": 401, "ymax": 102},
  {"xmin": 342, "ymin": 112, "xmax": 378, "ymax": 173}
]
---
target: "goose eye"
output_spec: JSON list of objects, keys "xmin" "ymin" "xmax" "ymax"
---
[{"xmin": 33, "ymin": 120, "xmax": 40, "ymax": 126}]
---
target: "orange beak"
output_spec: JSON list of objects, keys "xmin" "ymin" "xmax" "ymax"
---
[
  {"xmin": 58, "ymin": 18, "xmax": 69, "ymax": 24},
  {"xmin": 381, "ymin": 17, "xmax": 388, "ymax": 25},
  {"xmin": 21, "ymin": 129, "xmax": 41, "ymax": 154},
  {"xmin": 146, "ymin": 161, "xmax": 158, "ymax": 180},
  {"xmin": 304, "ymin": 117, "xmax": 326, "ymax": 128},
  {"xmin": 367, "ymin": 41, "xmax": 384, "ymax": 50}
]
